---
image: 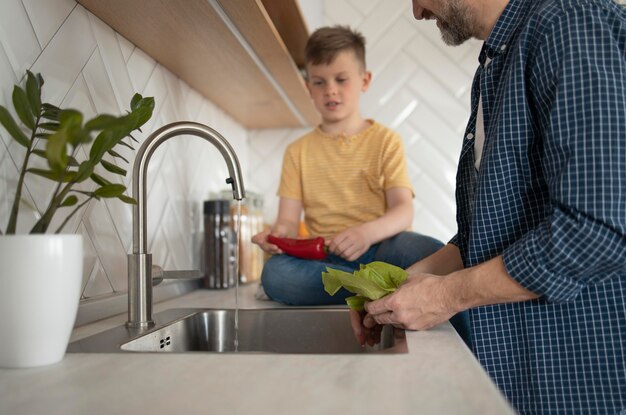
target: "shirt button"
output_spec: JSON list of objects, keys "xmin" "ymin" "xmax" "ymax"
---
[
  {"xmin": 500, "ymin": 44, "xmax": 507, "ymax": 51},
  {"xmin": 466, "ymin": 133, "xmax": 475, "ymax": 140}
]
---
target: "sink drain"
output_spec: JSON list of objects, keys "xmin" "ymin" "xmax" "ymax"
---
[{"xmin": 159, "ymin": 336, "xmax": 171, "ymax": 349}]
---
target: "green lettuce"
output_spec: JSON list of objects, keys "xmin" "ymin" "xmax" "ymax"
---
[{"xmin": 322, "ymin": 261, "xmax": 408, "ymax": 311}]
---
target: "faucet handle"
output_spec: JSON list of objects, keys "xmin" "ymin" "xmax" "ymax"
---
[{"xmin": 151, "ymin": 264, "xmax": 203, "ymax": 286}]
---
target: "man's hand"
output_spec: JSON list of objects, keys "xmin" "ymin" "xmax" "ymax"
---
[
  {"xmin": 363, "ymin": 273, "xmax": 458, "ymax": 330},
  {"xmin": 327, "ymin": 225, "xmax": 372, "ymax": 261}
]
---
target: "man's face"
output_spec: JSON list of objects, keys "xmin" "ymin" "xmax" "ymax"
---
[{"xmin": 411, "ymin": 0, "xmax": 476, "ymax": 46}]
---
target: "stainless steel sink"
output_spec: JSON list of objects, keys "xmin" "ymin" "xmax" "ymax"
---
[{"xmin": 68, "ymin": 308, "xmax": 407, "ymax": 354}]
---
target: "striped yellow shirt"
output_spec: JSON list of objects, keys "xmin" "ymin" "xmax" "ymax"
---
[{"xmin": 278, "ymin": 120, "xmax": 413, "ymax": 239}]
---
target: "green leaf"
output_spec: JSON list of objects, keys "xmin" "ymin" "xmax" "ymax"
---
[
  {"xmin": 35, "ymin": 132, "xmax": 51, "ymax": 140},
  {"xmin": 322, "ymin": 266, "xmax": 388, "ymax": 300},
  {"xmin": 345, "ymin": 296, "xmax": 367, "ymax": 311},
  {"xmin": 41, "ymin": 103, "xmax": 60, "ymax": 121},
  {"xmin": 85, "ymin": 114, "xmax": 119, "ymax": 131},
  {"xmin": 27, "ymin": 168, "xmax": 75, "ymax": 182},
  {"xmin": 322, "ymin": 261, "xmax": 408, "ymax": 310},
  {"xmin": 12, "ymin": 85, "xmax": 35, "ymax": 130},
  {"xmin": 107, "ymin": 149, "xmax": 129, "ymax": 163},
  {"xmin": 0, "ymin": 105, "xmax": 30, "ymax": 147},
  {"xmin": 74, "ymin": 161, "xmax": 95, "ymax": 183},
  {"xmin": 60, "ymin": 195, "xmax": 78, "ymax": 207},
  {"xmin": 25, "ymin": 71, "xmax": 41, "ymax": 116},
  {"xmin": 90, "ymin": 172, "xmax": 111, "ymax": 187},
  {"xmin": 117, "ymin": 194, "xmax": 137, "ymax": 205},
  {"xmin": 89, "ymin": 130, "xmax": 113, "ymax": 162},
  {"xmin": 94, "ymin": 184, "xmax": 126, "ymax": 198},
  {"xmin": 117, "ymin": 139, "xmax": 134, "ymax": 150},
  {"xmin": 101, "ymin": 159, "xmax": 126, "ymax": 176},
  {"xmin": 130, "ymin": 93, "xmax": 142, "ymax": 111},
  {"xmin": 46, "ymin": 129, "xmax": 68, "ymax": 172},
  {"xmin": 32, "ymin": 149, "xmax": 47, "ymax": 158},
  {"xmin": 38, "ymin": 122, "xmax": 60, "ymax": 131},
  {"xmin": 67, "ymin": 155, "xmax": 79, "ymax": 167}
]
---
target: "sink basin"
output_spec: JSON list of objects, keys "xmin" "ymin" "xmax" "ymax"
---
[{"xmin": 69, "ymin": 308, "xmax": 407, "ymax": 354}]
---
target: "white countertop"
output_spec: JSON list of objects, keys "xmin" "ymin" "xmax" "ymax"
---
[{"xmin": 0, "ymin": 283, "xmax": 514, "ymax": 415}]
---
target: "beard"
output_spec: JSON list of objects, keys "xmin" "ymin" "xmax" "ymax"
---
[{"xmin": 436, "ymin": 0, "xmax": 476, "ymax": 46}]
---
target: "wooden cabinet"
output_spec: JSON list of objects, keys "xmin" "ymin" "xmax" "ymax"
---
[{"xmin": 78, "ymin": 0, "xmax": 319, "ymax": 129}]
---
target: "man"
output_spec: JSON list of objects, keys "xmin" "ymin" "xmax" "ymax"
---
[{"xmin": 356, "ymin": 0, "xmax": 626, "ymax": 413}]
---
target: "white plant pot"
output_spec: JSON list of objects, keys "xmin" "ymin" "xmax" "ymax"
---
[{"xmin": 0, "ymin": 234, "xmax": 83, "ymax": 368}]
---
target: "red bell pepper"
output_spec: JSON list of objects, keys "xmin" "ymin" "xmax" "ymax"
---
[{"xmin": 267, "ymin": 235, "xmax": 328, "ymax": 260}]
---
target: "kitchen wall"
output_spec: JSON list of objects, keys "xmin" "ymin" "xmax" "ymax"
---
[
  {"xmin": 0, "ymin": 1, "xmax": 248, "ymax": 305},
  {"xmin": 249, "ymin": 0, "xmax": 482, "ymax": 244},
  {"xmin": 5, "ymin": 0, "xmax": 586, "ymax": 319}
]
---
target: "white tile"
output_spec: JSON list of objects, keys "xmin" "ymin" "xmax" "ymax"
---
[
  {"xmin": 0, "ymin": 147, "xmax": 16, "ymax": 233},
  {"xmin": 324, "ymin": 0, "xmax": 363, "ymax": 27},
  {"xmin": 22, "ymin": 0, "xmax": 76, "ymax": 49},
  {"xmin": 126, "ymin": 46, "xmax": 156, "ymax": 93},
  {"xmin": 83, "ymin": 197, "xmax": 127, "ymax": 292},
  {"xmin": 82, "ymin": 260, "xmax": 115, "ymax": 298},
  {"xmin": 0, "ymin": 41, "xmax": 18, "ymax": 116},
  {"xmin": 149, "ymin": 225, "xmax": 170, "ymax": 271},
  {"xmin": 405, "ymin": 31, "xmax": 474, "ymax": 99},
  {"xmin": 87, "ymin": 10, "xmax": 134, "ymax": 112},
  {"xmin": 357, "ymin": 0, "xmax": 408, "ymax": 45},
  {"xmin": 115, "ymin": 32, "xmax": 134, "ymax": 64},
  {"xmin": 0, "ymin": 0, "xmax": 41, "ymax": 79},
  {"xmin": 407, "ymin": 67, "xmax": 468, "ymax": 134},
  {"xmin": 372, "ymin": 88, "xmax": 418, "ymax": 129},
  {"xmin": 407, "ymin": 137, "xmax": 457, "ymax": 193},
  {"xmin": 104, "ymin": 191, "xmax": 133, "ymax": 253},
  {"xmin": 60, "ymin": 73, "xmax": 97, "ymax": 119},
  {"xmin": 366, "ymin": 16, "xmax": 416, "ymax": 76},
  {"xmin": 347, "ymin": 0, "xmax": 379, "ymax": 16},
  {"xmin": 407, "ymin": 101, "xmax": 462, "ymax": 161},
  {"xmin": 141, "ymin": 65, "xmax": 169, "ymax": 135},
  {"xmin": 31, "ymin": 5, "xmax": 96, "ymax": 106},
  {"xmin": 363, "ymin": 52, "xmax": 417, "ymax": 109},
  {"xmin": 78, "ymin": 222, "xmax": 98, "ymax": 293},
  {"xmin": 83, "ymin": 48, "xmax": 119, "ymax": 115}
]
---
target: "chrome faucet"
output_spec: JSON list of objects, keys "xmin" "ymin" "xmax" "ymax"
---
[{"xmin": 127, "ymin": 121, "xmax": 245, "ymax": 328}]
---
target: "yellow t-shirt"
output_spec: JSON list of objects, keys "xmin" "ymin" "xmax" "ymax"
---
[{"xmin": 278, "ymin": 120, "xmax": 413, "ymax": 239}]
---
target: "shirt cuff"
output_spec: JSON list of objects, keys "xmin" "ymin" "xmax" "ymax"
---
[{"xmin": 503, "ymin": 237, "xmax": 585, "ymax": 303}]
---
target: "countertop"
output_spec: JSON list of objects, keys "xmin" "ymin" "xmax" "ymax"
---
[{"xmin": 0, "ymin": 283, "xmax": 514, "ymax": 415}]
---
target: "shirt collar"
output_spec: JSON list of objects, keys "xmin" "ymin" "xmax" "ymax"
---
[{"xmin": 478, "ymin": 0, "xmax": 533, "ymax": 65}]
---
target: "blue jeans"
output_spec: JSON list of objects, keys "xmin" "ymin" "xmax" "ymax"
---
[{"xmin": 261, "ymin": 231, "xmax": 443, "ymax": 305}]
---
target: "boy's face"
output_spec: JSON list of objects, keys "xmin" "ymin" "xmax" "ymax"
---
[{"xmin": 306, "ymin": 50, "xmax": 371, "ymax": 125}]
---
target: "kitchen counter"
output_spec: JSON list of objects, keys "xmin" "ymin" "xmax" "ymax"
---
[{"xmin": 0, "ymin": 283, "xmax": 514, "ymax": 414}]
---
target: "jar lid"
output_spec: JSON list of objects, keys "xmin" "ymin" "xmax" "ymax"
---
[{"xmin": 204, "ymin": 200, "xmax": 230, "ymax": 215}]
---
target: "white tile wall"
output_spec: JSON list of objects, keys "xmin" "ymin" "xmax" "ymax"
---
[
  {"xmin": 250, "ymin": 0, "xmax": 482, "ymax": 243},
  {"xmin": 0, "ymin": 2, "xmax": 248, "ymax": 309}
]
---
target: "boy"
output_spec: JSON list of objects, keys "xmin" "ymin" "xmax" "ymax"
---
[{"xmin": 252, "ymin": 26, "xmax": 443, "ymax": 305}]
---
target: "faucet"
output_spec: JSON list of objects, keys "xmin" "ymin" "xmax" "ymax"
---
[{"xmin": 127, "ymin": 121, "xmax": 245, "ymax": 328}]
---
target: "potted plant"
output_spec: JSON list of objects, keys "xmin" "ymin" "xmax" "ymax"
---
[{"xmin": 0, "ymin": 71, "xmax": 154, "ymax": 368}]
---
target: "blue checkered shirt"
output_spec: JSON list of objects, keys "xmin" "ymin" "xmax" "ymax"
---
[{"xmin": 449, "ymin": 0, "xmax": 626, "ymax": 413}]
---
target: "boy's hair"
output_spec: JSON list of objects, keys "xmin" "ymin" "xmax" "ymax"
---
[{"xmin": 305, "ymin": 25, "xmax": 366, "ymax": 70}]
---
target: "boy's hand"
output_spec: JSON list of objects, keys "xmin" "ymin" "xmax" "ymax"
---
[
  {"xmin": 251, "ymin": 229, "xmax": 285, "ymax": 254},
  {"xmin": 327, "ymin": 225, "xmax": 371, "ymax": 261}
]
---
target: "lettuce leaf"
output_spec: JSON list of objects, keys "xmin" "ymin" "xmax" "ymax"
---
[{"xmin": 322, "ymin": 261, "xmax": 408, "ymax": 310}]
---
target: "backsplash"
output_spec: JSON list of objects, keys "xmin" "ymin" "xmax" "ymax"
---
[
  {"xmin": 1, "ymin": 0, "xmax": 486, "ymax": 323},
  {"xmin": 0, "ymin": 1, "xmax": 247, "ymax": 304}
]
